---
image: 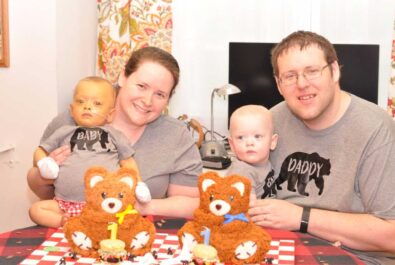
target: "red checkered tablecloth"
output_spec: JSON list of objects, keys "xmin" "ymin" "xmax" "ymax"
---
[
  {"xmin": 18, "ymin": 229, "xmax": 294, "ymax": 265},
  {"xmin": 0, "ymin": 217, "xmax": 364, "ymax": 265}
]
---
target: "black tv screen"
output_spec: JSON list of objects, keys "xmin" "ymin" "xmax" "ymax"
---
[{"xmin": 228, "ymin": 42, "xmax": 379, "ymax": 122}]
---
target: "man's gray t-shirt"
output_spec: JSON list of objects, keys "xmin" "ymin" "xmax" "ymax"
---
[
  {"xmin": 41, "ymin": 112, "xmax": 202, "ymax": 199},
  {"xmin": 40, "ymin": 125, "xmax": 134, "ymax": 202},
  {"xmin": 270, "ymin": 95, "xmax": 395, "ymax": 264}
]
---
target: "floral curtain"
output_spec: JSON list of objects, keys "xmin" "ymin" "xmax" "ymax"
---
[
  {"xmin": 388, "ymin": 18, "xmax": 395, "ymax": 119},
  {"xmin": 97, "ymin": 0, "xmax": 173, "ymax": 84}
]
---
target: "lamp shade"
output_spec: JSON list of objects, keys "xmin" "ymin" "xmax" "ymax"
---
[
  {"xmin": 206, "ymin": 83, "xmax": 241, "ymax": 144},
  {"xmin": 215, "ymin": 84, "xmax": 241, "ymax": 97}
]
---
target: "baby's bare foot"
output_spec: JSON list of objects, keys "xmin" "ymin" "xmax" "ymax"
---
[{"xmin": 61, "ymin": 213, "xmax": 70, "ymax": 226}]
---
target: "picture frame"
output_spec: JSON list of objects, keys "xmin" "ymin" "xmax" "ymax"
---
[{"xmin": 0, "ymin": 0, "xmax": 9, "ymax": 67}]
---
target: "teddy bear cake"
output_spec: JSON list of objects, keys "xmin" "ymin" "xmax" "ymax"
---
[
  {"xmin": 63, "ymin": 166, "xmax": 156, "ymax": 259},
  {"xmin": 178, "ymin": 171, "xmax": 272, "ymax": 265}
]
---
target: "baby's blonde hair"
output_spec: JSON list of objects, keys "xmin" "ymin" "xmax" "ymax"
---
[
  {"xmin": 229, "ymin": 104, "xmax": 273, "ymax": 134},
  {"xmin": 74, "ymin": 76, "xmax": 117, "ymax": 106}
]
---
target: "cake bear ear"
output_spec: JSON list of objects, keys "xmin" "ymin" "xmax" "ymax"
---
[
  {"xmin": 198, "ymin": 171, "xmax": 222, "ymax": 193},
  {"xmin": 120, "ymin": 176, "xmax": 134, "ymax": 189},
  {"xmin": 231, "ymin": 182, "xmax": 245, "ymax": 196},
  {"xmin": 84, "ymin": 167, "xmax": 108, "ymax": 189},
  {"xmin": 90, "ymin": 175, "xmax": 104, "ymax": 188},
  {"xmin": 115, "ymin": 167, "xmax": 138, "ymax": 190},
  {"xmin": 202, "ymin": 178, "xmax": 216, "ymax": 192}
]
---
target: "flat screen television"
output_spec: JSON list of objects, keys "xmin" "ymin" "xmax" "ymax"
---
[{"xmin": 228, "ymin": 42, "xmax": 379, "ymax": 123}]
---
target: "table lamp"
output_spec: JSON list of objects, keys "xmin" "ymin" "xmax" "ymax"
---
[{"xmin": 200, "ymin": 84, "xmax": 241, "ymax": 168}]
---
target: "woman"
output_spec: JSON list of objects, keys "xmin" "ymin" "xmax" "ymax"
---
[{"xmin": 27, "ymin": 47, "xmax": 202, "ymax": 218}]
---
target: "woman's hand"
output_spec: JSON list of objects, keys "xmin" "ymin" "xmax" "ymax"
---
[
  {"xmin": 248, "ymin": 198, "xmax": 303, "ymax": 231},
  {"xmin": 48, "ymin": 145, "xmax": 71, "ymax": 165}
]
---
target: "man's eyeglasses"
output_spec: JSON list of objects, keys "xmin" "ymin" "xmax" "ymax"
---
[{"xmin": 279, "ymin": 64, "xmax": 331, "ymax": 86}]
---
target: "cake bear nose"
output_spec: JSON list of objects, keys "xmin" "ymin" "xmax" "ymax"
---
[
  {"xmin": 108, "ymin": 202, "xmax": 115, "ymax": 208},
  {"xmin": 216, "ymin": 204, "xmax": 222, "ymax": 210}
]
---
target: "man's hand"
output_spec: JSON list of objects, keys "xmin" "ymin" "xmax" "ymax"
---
[{"xmin": 248, "ymin": 198, "xmax": 303, "ymax": 231}]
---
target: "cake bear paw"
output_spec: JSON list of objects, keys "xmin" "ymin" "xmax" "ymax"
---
[
  {"xmin": 71, "ymin": 231, "xmax": 92, "ymax": 250},
  {"xmin": 180, "ymin": 232, "xmax": 198, "ymax": 250},
  {"xmin": 130, "ymin": 231, "xmax": 151, "ymax": 250},
  {"xmin": 235, "ymin": 240, "xmax": 257, "ymax": 259}
]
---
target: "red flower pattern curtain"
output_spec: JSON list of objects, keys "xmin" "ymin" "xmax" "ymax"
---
[{"xmin": 97, "ymin": 0, "xmax": 173, "ymax": 84}]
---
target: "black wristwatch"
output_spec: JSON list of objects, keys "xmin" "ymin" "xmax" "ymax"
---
[{"xmin": 299, "ymin": 206, "xmax": 311, "ymax": 233}]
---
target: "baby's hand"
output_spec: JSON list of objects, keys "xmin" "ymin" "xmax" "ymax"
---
[
  {"xmin": 37, "ymin": 157, "xmax": 59, "ymax": 179},
  {"xmin": 135, "ymin": 182, "xmax": 152, "ymax": 203}
]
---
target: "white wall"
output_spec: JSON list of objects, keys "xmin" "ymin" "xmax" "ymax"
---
[
  {"xmin": 0, "ymin": 0, "xmax": 96, "ymax": 233},
  {"xmin": 0, "ymin": 0, "xmax": 57, "ymax": 233},
  {"xmin": 56, "ymin": 1, "xmax": 97, "ymax": 112},
  {"xmin": 170, "ymin": 0, "xmax": 395, "ymax": 137}
]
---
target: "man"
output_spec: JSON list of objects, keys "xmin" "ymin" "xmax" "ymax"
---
[{"xmin": 248, "ymin": 30, "xmax": 395, "ymax": 264}]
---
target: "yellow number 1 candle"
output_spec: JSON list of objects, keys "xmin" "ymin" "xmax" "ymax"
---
[{"xmin": 107, "ymin": 222, "xmax": 118, "ymax": 240}]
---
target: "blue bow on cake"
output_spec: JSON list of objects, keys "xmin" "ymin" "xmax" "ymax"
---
[{"xmin": 223, "ymin": 213, "xmax": 249, "ymax": 224}]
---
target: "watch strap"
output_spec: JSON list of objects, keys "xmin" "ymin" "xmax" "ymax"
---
[{"xmin": 299, "ymin": 206, "xmax": 311, "ymax": 233}]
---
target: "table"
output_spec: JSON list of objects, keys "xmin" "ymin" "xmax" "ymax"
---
[{"xmin": 0, "ymin": 216, "xmax": 364, "ymax": 265}]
